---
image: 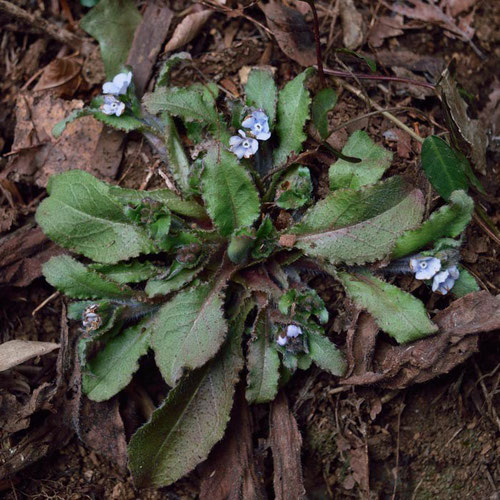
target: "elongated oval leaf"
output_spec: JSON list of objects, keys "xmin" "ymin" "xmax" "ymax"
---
[
  {"xmin": 246, "ymin": 309, "xmax": 280, "ymax": 404},
  {"xmin": 338, "ymin": 270, "xmax": 438, "ymax": 343},
  {"xmin": 83, "ymin": 321, "xmax": 150, "ymax": 401},
  {"xmin": 36, "ymin": 170, "xmax": 155, "ymax": 263},
  {"xmin": 201, "ymin": 147, "xmax": 260, "ymax": 237},
  {"xmin": 245, "ymin": 68, "xmax": 278, "ymax": 125},
  {"xmin": 89, "ymin": 261, "xmax": 160, "ymax": 284},
  {"xmin": 308, "ymin": 331, "xmax": 346, "ymax": 376},
  {"xmin": 151, "ymin": 282, "xmax": 228, "ymax": 387},
  {"xmin": 43, "ymin": 255, "xmax": 134, "ymax": 299},
  {"xmin": 392, "ymin": 190, "xmax": 473, "ymax": 258},
  {"xmin": 145, "ymin": 266, "xmax": 203, "ymax": 298},
  {"xmin": 312, "ymin": 87, "xmax": 337, "ymax": 140},
  {"xmin": 273, "ymin": 68, "xmax": 314, "ymax": 167},
  {"xmin": 129, "ymin": 327, "xmax": 243, "ymax": 488},
  {"xmin": 289, "ymin": 177, "xmax": 424, "ymax": 265},
  {"xmin": 329, "ymin": 130, "xmax": 392, "ymax": 190},
  {"xmin": 421, "ymin": 136, "xmax": 468, "ymax": 200}
]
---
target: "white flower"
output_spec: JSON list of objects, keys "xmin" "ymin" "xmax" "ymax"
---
[
  {"xmin": 432, "ymin": 266, "xmax": 459, "ymax": 295},
  {"xmin": 102, "ymin": 71, "xmax": 132, "ymax": 95},
  {"xmin": 276, "ymin": 333, "xmax": 288, "ymax": 346},
  {"xmin": 101, "ymin": 95, "xmax": 125, "ymax": 116},
  {"xmin": 242, "ymin": 110, "xmax": 271, "ymax": 141},
  {"xmin": 410, "ymin": 256, "xmax": 441, "ymax": 280},
  {"xmin": 286, "ymin": 324, "xmax": 302, "ymax": 338},
  {"xmin": 82, "ymin": 304, "xmax": 102, "ymax": 331},
  {"xmin": 229, "ymin": 130, "xmax": 259, "ymax": 159}
]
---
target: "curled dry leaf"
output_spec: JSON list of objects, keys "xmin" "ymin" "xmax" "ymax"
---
[
  {"xmin": 164, "ymin": 9, "xmax": 213, "ymax": 52},
  {"xmin": 0, "ymin": 340, "xmax": 59, "ymax": 372},
  {"xmin": 368, "ymin": 15, "xmax": 404, "ymax": 47},
  {"xmin": 339, "ymin": 0, "xmax": 364, "ymax": 50},
  {"xmin": 33, "ymin": 58, "xmax": 83, "ymax": 97},
  {"xmin": 262, "ymin": 1, "xmax": 316, "ymax": 67}
]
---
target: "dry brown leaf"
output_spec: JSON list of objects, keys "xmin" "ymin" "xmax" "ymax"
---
[
  {"xmin": 383, "ymin": 128, "xmax": 412, "ymax": 158},
  {"xmin": 368, "ymin": 15, "xmax": 404, "ymax": 47},
  {"xmin": 262, "ymin": 1, "xmax": 316, "ymax": 67},
  {"xmin": 0, "ymin": 340, "xmax": 59, "ymax": 372},
  {"xmin": 33, "ymin": 58, "xmax": 82, "ymax": 97},
  {"xmin": 339, "ymin": 0, "xmax": 364, "ymax": 50},
  {"xmin": 164, "ymin": 9, "xmax": 213, "ymax": 52},
  {"xmin": 443, "ymin": 0, "xmax": 478, "ymax": 17}
]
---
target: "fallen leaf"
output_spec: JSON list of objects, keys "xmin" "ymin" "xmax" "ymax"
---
[
  {"xmin": 391, "ymin": 66, "xmax": 435, "ymax": 99},
  {"xmin": 368, "ymin": 15, "xmax": 404, "ymax": 47},
  {"xmin": 443, "ymin": 0, "xmax": 478, "ymax": 17},
  {"xmin": 164, "ymin": 9, "xmax": 213, "ymax": 52},
  {"xmin": 339, "ymin": 0, "xmax": 364, "ymax": 50},
  {"xmin": 33, "ymin": 58, "xmax": 83, "ymax": 97},
  {"xmin": 348, "ymin": 445, "xmax": 370, "ymax": 494},
  {"xmin": 262, "ymin": 1, "xmax": 316, "ymax": 67},
  {"xmin": 383, "ymin": 128, "xmax": 412, "ymax": 158},
  {"xmin": 0, "ymin": 340, "xmax": 59, "ymax": 372},
  {"xmin": 376, "ymin": 49, "xmax": 445, "ymax": 77}
]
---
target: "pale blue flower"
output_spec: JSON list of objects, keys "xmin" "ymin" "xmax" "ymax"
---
[
  {"xmin": 101, "ymin": 95, "xmax": 125, "ymax": 116},
  {"xmin": 242, "ymin": 110, "xmax": 271, "ymax": 141},
  {"xmin": 286, "ymin": 324, "xmax": 302, "ymax": 338},
  {"xmin": 276, "ymin": 333, "xmax": 288, "ymax": 346},
  {"xmin": 102, "ymin": 71, "xmax": 132, "ymax": 95},
  {"xmin": 410, "ymin": 256, "xmax": 441, "ymax": 280},
  {"xmin": 432, "ymin": 266, "xmax": 459, "ymax": 295},
  {"xmin": 229, "ymin": 130, "xmax": 259, "ymax": 159}
]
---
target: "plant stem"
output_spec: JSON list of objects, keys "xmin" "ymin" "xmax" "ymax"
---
[{"xmin": 306, "ymin": 0, "xmax": 326, "ymax": 88}]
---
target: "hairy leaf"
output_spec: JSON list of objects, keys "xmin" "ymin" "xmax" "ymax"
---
[
  {"xmin": 452, "ymin": 268, "xmax": 480, "ymax": 298},
  {"xmin": 52, "ymin": 108, "xmax": 92, "ymax": 138},
  {"xmin": 89, "ymin": 261, "xmax": 160, "ymax": 284},
  {"xmin": 246, "ymin": 309, "xmax": 280, "ymax": 404},
  {"xmin": 83, "ymin": 321, "xmax": 150, "ymax": 401},
  {"xmin": 43, "ymin": 255, "xmax": 134, "ymax": 299},
  {"xmin": 245, "ymin": 68, "xmax": 278, "ymax": 126},
  {"xmin": 273, "ymin": 68, "xmax": 314, "ymax": 167},
  {"xmin": 91, "ymin": 110, "xmax": 144, "ymax": 132},
  {"xmin": 129, "ymin": 325, "xmax": 243, "ymax": 488},
  {"xmin": 36, "ymin": 170, "xmax": 155, "ymax": 263},
  {"xmin": 156, "ymin": 52, "xmax": 192, "ymax": 88},
  {"xmin": 338, "ymin": 270, "xmax": 438, "ymax": 343},
  {"xmin": 145, "ymin": 266, "xmax": 203, "ymax": 298},
  {"xmin": 308, "ymin": 331, "xmax": 346, "ymax": 376},
  {"xmin": 151, "ymin": 281, "xmax": 228, "ymax": 386},
  {"xmin": 80, "ymin": 0, "xmax": 141, "ymax": 78},
  {"xmin": 289, "ymin": 177, "xmax": 424, "ymax": 265},
  {"xmin": 312, "ymin": 88, "xmax": 337, "ymax": 140},
  {"xmin": 421, "ymin": 135, "xmax": 469, "ymax": 200},
  {"xmin": 329, "ymin": 130, "xmax": 392, "ymax": 190},
  {"xmin": 201, "ymin": 147, "xmax": 260, "ymax": 237},
  {"xmin": 392, "ymin": 190, "xmax": 473, "ymax": 258}
]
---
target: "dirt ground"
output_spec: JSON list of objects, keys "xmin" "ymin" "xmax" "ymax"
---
[{"xmin": 0, "ymin": 0, "xmax": 499, "ymax": 499}]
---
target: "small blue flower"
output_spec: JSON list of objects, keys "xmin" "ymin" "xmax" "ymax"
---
[
  {"xmin": 410, "ymin": 256, "xmax": 441, "ymax": 280},
  {"xmin": 229, "ymin": 130, "xmax": 259, "ymax": 159},
  {"xmin": 432, "ymin": 266, "xmax": 459, "ymax": 295},
  {"xmin": 286, "ymin": 324, "xmax": 302, "ymax": 338},
  {"xmin": 242, "ymin": 110, "xmax": 271, "ymax": 141},
  {"xmin": 101, "ymin": 95, "xmax": 125, "ymax": 116},
  {"xmin": 102, "ymin": 71, "xmax": 132, "ymax": 95},
  {"xmin": 276, "ymin": 333, "xmax": 288, "ymax": 346}
]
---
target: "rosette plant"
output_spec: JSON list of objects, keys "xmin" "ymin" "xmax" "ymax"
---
[{"xmin": 36, "ymin": 58, "xmax": 479, "ymax": 487}]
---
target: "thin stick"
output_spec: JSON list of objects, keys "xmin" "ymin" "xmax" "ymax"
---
[
  {"xmin": 306, "ymin": 0, "xmax": 326, "ymax": 87},
  {"xmin": 32, "ymin": 291, "xmax": 60, "ymax": 316}
]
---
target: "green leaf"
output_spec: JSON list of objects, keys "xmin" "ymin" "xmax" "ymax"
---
[
  {"xmin": 246, "ymin": 308, "xmax": 280, "ymax": 404},
  {"xmin": 289, "ymin": 177, "xmax": 424, "ymax": 265},
  {"xmin": 109, "ymin": 185, "xmax": 207, "ymax": 220},
  {"xmin": 89, "ymin": 261, "xmax": 160, "ymax": 284},
  {"xmin": 273, "ymin": 68, "xmax": 314, "ymax": 167},
  {"xmin": 338, "ymin": 270, "xmax": 438, "ymax": 343},
  {"xmin": 128, "ymin": 324, "xmax": 243, "ymax": 488},
  {"xmin": 421, "ymin": 136, "xmax": 469, "ymax": 200},
  {"xmin": 392, "ymin": 190, "xmax": 473, "ymax": 258},
  {"xmin": 276, "ymin": 166, "xmax": 312, "ymax": 210},
  {"xmin": 201, "ymin": 147, "xmax": 260, "ymax": 237},
  {"xmin": 145, "ymin": 266, "xmax": 203, "ymax": 298},
  {"xmin": 36, "ymin": 170, "xmax": 155, "ymax": 263},
  {"xmin": 308, "ymin": 331, "xmax": 346, "ymax": 376},
  {"xmin": 52, "ymin": 108, "xmax": 92, "ymax": 138},
  {"xmin": 82, "ymin": 321, "xmax": 150, "ymax": 401},
  {"xmin": 245, "ymin": 68, "xmax": 278, "ymax": 126},
  {"xmin": 91, "ymin": 110, "xmax": 144, "ymax": 133},
  {"xmin": 43, "ymin": 255, "xmax": 134, "ymax": 299},
  {"xmin": 144, "ymin": 83, "xmax": 219, "ymax": 125},
  {"xmin": 452, "ymin": 268, "xmax": 480, "ymax": 298},
  {"xmin": 336, "ymin": 48, "xmax": 376, "ymax": 72},
  {"xmin": 151, "ymin": 282, "xmax": 228, "ymax": 387},
  {"xmin": 329, "ymin": 130, "xmax": 392, "ymax": 190},
  {"xmin": 80, "ymin": 0, "xmax": 141, "ymax": 78},
  {"xmin": 312, "ymin": 88, "xmax": 337, "ymax": 140},
  {"xmin": 156, "ymin": 52, "xmax": 192, "ymax": 89}
]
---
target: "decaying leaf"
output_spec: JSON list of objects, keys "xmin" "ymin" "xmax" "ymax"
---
[
  {"xmin": 368, "ymin": 15, "xmax": 404, "ymax": 47},
  {"xmin": 443, "ymin": 0, "xmax": 479, "ymax": 18},
  {"xmin": 262, "ymin": 1, "xmax": 316, "ymax": 67},
  {"xmin": 164, "ymin": 9, "xmax": 213, "ymax": 52},
  {"xmin": 33, "ymin": 58, "xmax": 83, "ymax": 97},
  {"xmin": 0, "ymin": 340, "xmax": 59, "ymax": 372},
  {"xmin": 339, "ymin": 0, "xmax": 364, "ymax": 50}
]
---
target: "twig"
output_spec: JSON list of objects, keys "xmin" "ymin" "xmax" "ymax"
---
[
  {"xmin": 32, "ymin": 291, "xmax": 60, "ymax": 316},
  {"xmin": 306, "ymin": 0, "xmax": 326, "ymax": 87},
  {"xmin": 0, "ymin": 0, "xmax": 89, "ymax": 54},
  {"xmin": 391, "ymin": 400, "xmax": 406, "ymax": 500},
  {"xmin": 473, "ymin": 358, "xmax": 500, "ymax": 432}
]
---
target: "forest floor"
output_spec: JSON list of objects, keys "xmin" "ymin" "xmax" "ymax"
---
[{"xmin": 0, "ymin": 0, "xmax": 499, "ymax": 499}]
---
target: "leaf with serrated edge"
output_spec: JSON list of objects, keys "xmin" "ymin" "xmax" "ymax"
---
[
  {"xmin": 36, "ymin": 170, "xmax": 155, "ymax": 263},
  {"xmin": 52, "ymin": 108, "xmax": 92, "ymax": 138},
  {"xmin": 329, "ymin": 130, "xmax": 392, "ymax": 190},
  {"xmin": 452, "ymin": 268, "xmax": 480, "ymax": 298},
  {"xmin": 163, "ymin": 114, "xmax": 191, "ymax": 195},
  {"xmin": 392, "ymin": 190, "xmax": 473, "ymax": 258},
  {"xmin": 246, "ymin": 308, "xmax": 280, "ymax": 404},
  {"xmin": 43, "ymin": 255, "xmax": 134, "ymax": 299},
  {"xmin": 245, "ymin": 68, "xmax": 278, "ymax": 125},
  {"xmin": 202, "ymin": 147, "xmax": 260, "ymax": 237},
  {"xmin": 338, "ymin": 270, "xmax": 438, "ymax": 343},
  {"xmin": 83, "ymin": 320, "xmax": 150, "ymax": 401},
  {"xmin": 89, "ymin": 261, "xmax": 160, "ymax": 284},
  {"xmin": 273, "ymin": 68, "xmax": 314, "ymax": 167},
  {"xmin": 92, "ymin": 110, "xmax": 144, "ymax": 133},
  {"xmin": 289, "ymin": 177, "xmax": 424, "ymax": 265},
  {"xmin": 312, "ymin": 88, "xmax": 337, "ymax": 140},
  {"xmin": 308, "ymin": 331, "xmax": 346, "ymax": 376},
  {"xmin": 128, "ymin": 323, "xmax": 243, "ymax": 488},
  {"xmin": 145, "ymin": 266, "xmax": 203, "ymax": 298},
  {"xmin": 151, "ymin": 280, "xmax": 228, "ymax": 387}
]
